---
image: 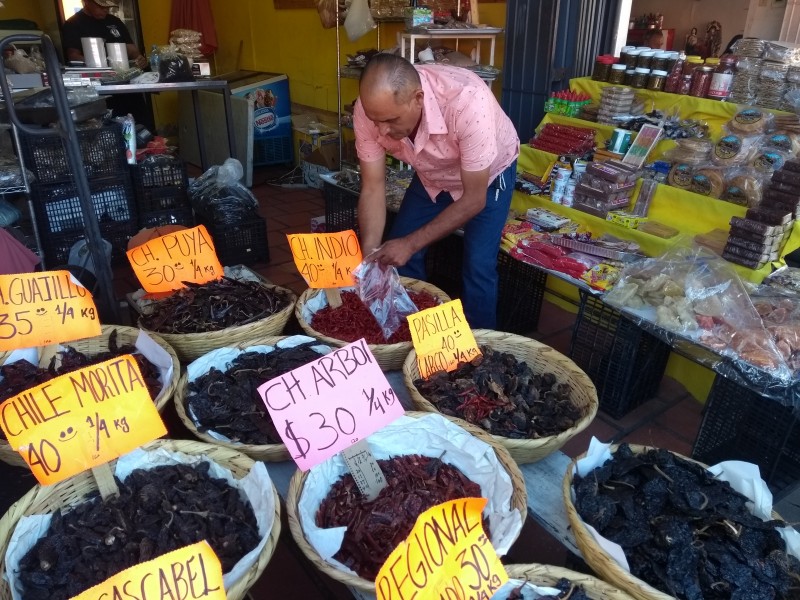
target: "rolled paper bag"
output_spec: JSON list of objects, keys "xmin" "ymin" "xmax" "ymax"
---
[
  {"xmin": 81, "ymin": 37, "xmax": 107, "ymax": 68},
  {"xmin": 106, "ymin": 42, "xmax": 128, "ymax": 70}
]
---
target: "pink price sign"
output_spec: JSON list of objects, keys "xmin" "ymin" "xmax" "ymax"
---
[{"xmin": 257, "ymin": 338, "xmax": 404, "ymax": 471}]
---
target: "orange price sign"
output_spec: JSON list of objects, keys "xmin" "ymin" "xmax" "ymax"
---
[
  {"xmin": 375, "ymin": 498, "xmax": 508, "ymax": 600},
  {"xmin": 0, "ymin": 355, "xmax": 167, "ymax": 485},
  {"xmin": 287, "ymin": 230, "xmax": 362, "ymax": 288},
  {"xmin": 0, "ymin": 271, "xmax": 100, "ymax": 351},
  {"xmin": 127, "ymin": 225, "xmax": 223, "ymax": 293},
  {"xmin": 70, "ymin": 541, "xmax": 225, "ymax": 600},
  {"xmin": 408, "ymin": 299, "xmax": 481, "ymax": 379}
]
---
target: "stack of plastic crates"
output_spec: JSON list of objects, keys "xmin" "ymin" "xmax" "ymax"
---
[
  {"xmin": 692, "ymin": 374, "xmax": 800, "ymax": 495},
  {"xmin": 568, "ymin": 290, "xmax": 670, "ymax": 418},
  {"xmin": 21, "ymin": 123, "xmax": 138, "ymax": 265},
  {"xmin": 201, "ymin": 216, "xmax": 270, "ymax": 266},
  {"xmin": 131, "ymin": 156, "xmax": 195, "ymax": 229},
  {"xmin": 323, "ymin": 179, "xmax": 359, "ymax": 233}
]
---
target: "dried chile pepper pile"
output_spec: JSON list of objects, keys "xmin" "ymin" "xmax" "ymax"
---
[
  {"xmin": 574, "ymin": 444, "xmax": 800, "ymax": 600},
  {"xmin": 187, "ymin": 343, "xmax": 325, "ymax": 444},
  {"xmin": 310, "ymin": 290, "xmax": 440, "ymax": 344},
  {"xmin": 139, "ymin": 277, "xmax": 292, "ymax": 334},
  {"xmin": 16, "ymin": 462, "xmax": 260, "ymax": 600},
  {"xmin": 316, "ymin": 454, "xmax": 485, "ymax": 580},
  {"xmin": 507, "ymin": 578, "xmax": 591, "ymax": 600},
  {"xmin": 414, "ymin": 346, "xmax": 582, "ymax": 439}
]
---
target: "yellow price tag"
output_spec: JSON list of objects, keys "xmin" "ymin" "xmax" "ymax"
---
[
  {"xmin": 375, "ymin": 497, "xmax": 508, "ymax": 600},
  {"xmin": 0, "ymin": 355, "xmax": 167, "ymax": 485},
  {"xmin": 287, "ymin": 230, "xmax": 362, "ymax": 288},
  {"xmin": 70, "ymin": 541, "xmax": 225, "ymax": 600},
  {"xmin": 127, "ymin": 225, "xmax": 223, "ymax": 293},
  {"xmin": 408, "ymin": 299, "xmax": 481, "ymax": 379},
  {"xmin": 0, "ymin": 271, "xmax": 100, "ymax": 351}
]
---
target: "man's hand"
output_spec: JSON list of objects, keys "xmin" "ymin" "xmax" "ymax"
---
[
  {"xmin": 365, "ymin": 237, "xmax": 416, "ymax": 267},
  {"xmin": 134, "ymin": 54, "xmax": 147, "ymax": 70}
]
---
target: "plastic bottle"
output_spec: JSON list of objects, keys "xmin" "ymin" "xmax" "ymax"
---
[{"xmin": 149, "ymin": 44, "xmax": 160, "ymax": 73}]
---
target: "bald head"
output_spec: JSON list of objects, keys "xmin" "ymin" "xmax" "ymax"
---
[{"xmin": 360, "ymin": 53, "xmax": 421, "ymax": 104}]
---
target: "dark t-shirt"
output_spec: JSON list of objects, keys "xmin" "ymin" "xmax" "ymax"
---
[{"xmin": 61, "ymin": 11, "xmax": 133, "ymax": 53}]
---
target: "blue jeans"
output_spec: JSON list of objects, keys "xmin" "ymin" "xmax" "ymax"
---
[{"xmin": 388, "ymin": 161, "xmax": 516, "ymax": 329}]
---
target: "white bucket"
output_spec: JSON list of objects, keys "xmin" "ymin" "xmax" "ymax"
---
[
  {"xmin": 106, "ymin": 42, "xmax": 128, "ymax": 70},
  {"xmin": 81, "ymin": 37, "xmax": 107, "ymax": 68}
]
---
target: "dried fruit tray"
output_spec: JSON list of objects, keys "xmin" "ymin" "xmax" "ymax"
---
[{"xmin": 551, "ymin": 236, "xmax": 642, "ymax": 263}]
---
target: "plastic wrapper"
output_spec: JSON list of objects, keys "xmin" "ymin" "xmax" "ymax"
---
[
  {"xmin": 189, "ymin": 158, "xmax": 259, "ymax": 225},
  {"xmin": 170, "ymin": 28, "xmax": 202, "ymax": 42},
  {"xmin": 721, "ymin": 167, "xmax": 763, "ymax": 207},
  {"xmin": 0, "ymin": 198, "xmax": 20, "ymax": 227},
  {"xmin": 604, "ymin": 245, "xmax": 794, "ymax": 395},
  {"xmin": 352, "ymin": 261, "xmax": 418, "ymax": 340},
  {"xmin": 689, "ymin": 166, "xmax": 724, "ymax": 198},
  {"xmin": 726, "ymin": 108, "xmax": 773, "ymax": 136},
  {"xmin": 661, "ymin": 138, "xmax": 713, "ymax": 166},
  {"xmin": 158, "ymin": 47, "xmax": 194, "ymax": 83},
  {"xmin": 711, "ymin": 133, "xmax": 763, "ymax": 167},
  {"xmin": 763, "ymin": 41, "xmax": 800, "ymax": 65},
  {"xmin": 343, "ymin": 0, "xmax": 376, "ymax": 42},
  {"xmin": 731, "ymin": 38, "xmax": 765, "ymax": 58},
  {"xmin": 0, "ymin": 157, "xmax": 33, "ymax": 190}
]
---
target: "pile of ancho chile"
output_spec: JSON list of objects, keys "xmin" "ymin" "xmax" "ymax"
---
[
  {"xmin": 15, "ymin": 462, "xmax": 260, "ymax": 600},
  {"xmin": 414, "ymin": 346, "xmax": 582, "ymax": 439},
  {"xmin": 507, "ymin": 578, "xmax": 591, "ymax": 600},
  {"xmin": 315, "ymin": 454, "xmax": 485, "ymax": 580},
  {"xmin": 187, "ymin": 343, "xmax": 325, "ymax": 444},
  {"xmin": 310, "ymin": 290, "xmax": 440, "ymax": 344},
  {"xmin": 574, "ymin": 444, "xmax": 800, "ymax": 600},
  {"xmin": 140, "ymin": 278, "xmax": 292, "ymax": 334}
]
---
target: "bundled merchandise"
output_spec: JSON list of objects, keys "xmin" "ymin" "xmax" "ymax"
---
[
  {"xmin": 572, "ymin": 160, "xmax": 639, "ymax": 218},
  {"xmin": 529, "ymin": 123, "xmax": 595, "ymax": 156},
  {"xmin": 597, "ymin": 86, "xmax": 634, "ymax": 126},
  {"xmin": 168, "ymin": 28, "xmax": 204, "ymax": 59}
]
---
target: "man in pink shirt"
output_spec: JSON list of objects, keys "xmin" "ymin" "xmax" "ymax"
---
[{"xmin": 355, "ymin": 53, "xmax": 519, "ymax": 328}]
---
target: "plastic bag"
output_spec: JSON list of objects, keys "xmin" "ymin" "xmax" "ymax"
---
[
  {"xmin": 189, "ymin": 158, "xmax": 259, "ymax": 225},
  {"xmin": 352, "ymin": 261, "xmax": 419, "ymax": 340},
  {"xmin": 344, "ymin": 0, "xmax": 376, "ymax": 42},
  {"xmin": 316, "ymin": 0, "xmax": 344, "ymax": 28},
  {"xmin": 721, "ymin": 167, "xmax": 763, "ymax": 207},
  {"xmin": 0, "ymin": 198, "xmax": 20, "ymax": 227},
  {"xmin": 158, "ymin": 47, "xmax": 194, "ymax": 83}
]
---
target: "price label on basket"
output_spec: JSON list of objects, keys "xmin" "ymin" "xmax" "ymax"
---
[
  {"xmin": 408, "ymin": 299, "xmax": 481, "ymax": 379},
  {"xmin": 375, "ymin": 497, "xmax": 508, "ymax": 600},
  {"xmin": 257, "ymin": 338, "xmax": 403, "ymax": 471},
  {"xmin": 0, "ymin": 271, "xmax": 101, "ymax": 351},
  {"xmin": 69, "ymin": 541, "xmax": 225, "ymax": 600},
  {"xmin": 0, "ymin": 355, "xmax": 167, "ymax": 485},
  {"xmin": 287, "ymin": 230, "xmax": 362, "ymax": 288},
  {"xmin": 127, "ymin": 225, "xmax": 223, "ymax": 293}
]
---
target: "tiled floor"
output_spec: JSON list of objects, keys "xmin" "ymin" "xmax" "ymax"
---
[{"xmin": 1, "ymin": 165, "xmax": 711, "ymax": 599}]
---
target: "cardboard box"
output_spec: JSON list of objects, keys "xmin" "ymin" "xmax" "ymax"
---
[
  {"xmin": 302, "ymin": 160, "xmax": 334, "ymax": 189},
  {"xmin": 293, "ymin": 113, "xmax": 339, "ymax": 164}
]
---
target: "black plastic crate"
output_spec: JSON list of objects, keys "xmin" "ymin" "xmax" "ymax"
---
[
  {"xmin": 496, "ymin": 251, "xmax": 547, "ymax": 334},
  {"xmin": 131, "ymin": 157, "xmax": 188, "ymax": 188},
  {"xmin": 204, "ymin": 216, "xmax": 269, "ymax": 266},
  {"xmin": 425, "ymin": 234, "xmax": 464, "ymax": 299},
  {"xmin": 20, "ymin": 124, "xmax": 129, "ymax": 185},
  {"xmin": 42, "ymin": 221, "xmax": 137, "ymax": 267},
  {"xmin": 692, "ymin": 374, "xmax": 800, "ymax": 495},
  {"xmin": 323, "ymin": 181, "xmax": 358, "ymax": 233},
  {"xmin": 134, "ymin": 185, "xmax": 191, "ymax": 214},
  {"xmin": 30, "ymin": 178, "xmax": 138, "ymax": 238},
  {"xmin": 139, "ymin": 206, "xmax": 195, "ymax": 229},
  {"xmin": 568, "ymin": 291, "xmax": 670, "ymax": 418}
]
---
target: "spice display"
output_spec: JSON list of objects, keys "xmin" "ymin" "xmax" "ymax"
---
[
  {"xmin": 689, "ymin": 66, "xmax": 713, "ymax": 97},
  {"xmin": 574, "ymin": 444, "xmax": 800, "ymax": 600},
  {"xmin": 646, "ymin": 70, "xmax": 667, "ymax": 91},
  {"xmin": 139, "ymin": 277, "xmax": 292, "ymax": 334},
  {"xmin": 187, "ymin": 343, "xmax": 326, "ymax": 444},
  {"xmin": 16, "ymin": 462, "xmax": 260, "ymax": 600},
  {"xmin": 310, "ymin": 289, "xmax": 440, "ymax": 344},
  {"xmin": 505, "ymin": 578, "xmax": 591, "ymax": 600},
  {"xmin": 315, "ymin": 454, "xmax": 485, "ymax": 580},
  {"xmin": 677, "ymin": 73, "xmax": 693, "ymax": 95},
  {"xmin": 413, "ymin": 345, "xmax": 581, "ymax": 439},
  {"xmin": 706, "ymin": 55, "xmax": 735, "ymax": 100},
  {"xmin": 607, "ymin": 64, "xmax": 626, "ymax": 85},
  {"xmin": 630, "ymin": 67, "xmax": 649, "ymax": 89}
]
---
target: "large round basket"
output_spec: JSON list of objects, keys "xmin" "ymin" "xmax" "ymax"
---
[
  {"xmin": 0, "ymin": 325, "xmax": 181, "ymax": 468},
  {"xmin": 505, "ymin": 564, "xmax": 635, "ymax": 599},
  {"xmin": 138, "ymin": 283, "xmax": 297, "ymax": 362},
  {"xmin": 0, "ymin": 439, "xmax": 281, "ymax": 600},
  {"xmin": 174, "ymin": 335, "xmax": 321, "ymax": 462},
  {"xmin": 562, "ymin": 444, "xmax": 786, "ymax": 600},
  {"xmin": 403, "ymin": 329, "xmax": 598, "ymax": 464},
  {"xmin": 286, "ymin": 411, "xmax": 528, "ymax": 592},
  {"xmin": 295, "ymin": 277, "xmax": 451, "ymax": 371}
]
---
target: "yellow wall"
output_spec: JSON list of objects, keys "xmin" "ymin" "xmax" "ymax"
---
[
  {"xmin": 1, "ymin": 0, "xmax": 43, "ymax": 25},
  {"xmin": 137, "ymin": 0, "xmax": 177, "ymax": 133}
]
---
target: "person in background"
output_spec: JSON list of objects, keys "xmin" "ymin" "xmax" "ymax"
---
[
  {"xmin": 61, "ymin": 0, "xmax": 147, "ymax": 69},
  {"xmin": 354, "ymin": 53, "xmax": 519, "ymax": 329},
  {"xmin": 643, "ymin": 29, "xmax": 664, "ymax": 50}
]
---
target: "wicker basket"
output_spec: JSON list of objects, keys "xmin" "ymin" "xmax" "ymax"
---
[
  {"xmin": 562, "ymin": 444, "xmax": 786, "ymax": 600},
  {"xmin": 403, "ymin": 329, "xmax": 599, "ymax": 464},
  {"xmin": 505, "ymin": 564, "xmax": 636, "ymax": 599},
  {"xmin": 174, "ymin": 335, "xmax": 326, "ymax": 462},
  {"xmin": 0, "ymin": 439, "xmax": 281, "ymax": 600},
  {"xmin": 137, "ymin": 283, "xmax": 297, "ymax": 362},
  {"xmin": 0, "ymin": 325, "xmax": 181, "ymax": 468},
  {"xmin": 286, "ymin": 411, "xmax": 528, "ymax": 592},
  {"xmin": 295, "ymin": 277, "xmax": 451, "ymax": 371}
]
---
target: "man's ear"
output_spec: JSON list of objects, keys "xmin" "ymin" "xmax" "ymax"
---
[{"xmin": 412, "ymin": 88, "xmax": 424, "ymax": 108}]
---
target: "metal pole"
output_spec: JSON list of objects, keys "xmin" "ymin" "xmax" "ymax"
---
[{"xmin": 336, "ymin": 0, "xmax": 343, "ymax": 169}]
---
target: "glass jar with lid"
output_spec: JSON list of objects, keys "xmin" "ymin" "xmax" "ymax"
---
[
  {"xmin": 591, "ymin": 56, "xmax": 614, "ymax": 81},
  {"xmin": 608, "ymin": 63, "xmax": 627, "ymax": 85},
  {"xmin": 631, "ymin": 67, "xmax": 650, "ymax": 88},
  {"xmin": 683, "ymin": 57, "xmax": 703, "ymax": 76},
  {"xmin": 690, "ymin": 66, "xmax": 714, "ymax": 97},
  {"xmin": 624, "ymin": 69, "xmax": 636, "ymax": 85},
  {"xmin": 677, "ymin": 73, "xmax": 693, "ymax": 95},
  {"xmin": 647, "ymin": 70, "xmax": 668, "ymax": 91},
  {"xmin": 619, "ymin": 46, "xmax": 635, "ymax": 67},
  {"xmin": 637, "ymin": 50, "xmax": 656, "ymax": 69},
  {"xmin": 707, "ymin": 55, "xmax": 737, "ymax": 100},
  {"xmin": 652, "ymin": 52, "xmax": 671, "ymax": 72},
  {"xmin": 705, "ymin": 57, "xmax": 720, "ymax": 67},
  {"xmin": 625, "ymin": 49, "xmax": 641, "ymax": 70}
]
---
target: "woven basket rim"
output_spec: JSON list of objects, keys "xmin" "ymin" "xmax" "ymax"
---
[
  {"xmin": 505, "ymin": 563, "xmax": 637, "ymax": 599},
  {"xmin": 285, "ymin": 411, "xmax": 528, "ymax": 592},
  {"xmin": 402, "ymin": 328, "xmax": 599, "ymax": 463},
  {"xmin": 0, "ymin": 438, "xmax": 281, "ymax": 600}
]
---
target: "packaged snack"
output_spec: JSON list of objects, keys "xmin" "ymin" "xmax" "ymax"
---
[
  {"xmin": 746, "ymin": 206, "xmax": 793, "ymax": 225},
  {"xmin": 667, "ymin": 163, "xmax": 694, "ymax": 189},
  {"xmin": 712, "ymin": 134, "xmax": 762, "ymax": 166},
  {"xmin": 661, "ymin": 138, "xmax": 713, "ymax": 165},
  {"xmin": 690, "ymin": 168, "xmax": 724, "ymax": 197},
  {"xmin": 763, "ymin": 41, "xmax": 800, "ymax": 65},
  {"xmin": 751, "ymin": 149, "xmax": 789, "ymax": 176},
  {"xmin": 726, "ymin": 108, "xmax": 773, "ymax": 136},
  {"xmin": 581, "ymin": 263, "xmax": 621, "ymax": 291}
]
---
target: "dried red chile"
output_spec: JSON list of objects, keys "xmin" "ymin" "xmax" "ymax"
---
[
  {"xmin": 574, "ymin": 444, "xmax": 800, "ymax": 600},
  {"xmin": 414, "ymin": 346, "xmax": 581, "ymax": 439},
  {"xmin": 310, "ymin": 290, "xmax": 440, "ymax": 344},
  {"xmin": 16, "ymin": 462, "xmax": 260, "ymax": 600},
  {"xmin": 315, "ymin": 454, "xmax": 485, "ymax": 580},
  {"xmin": 187, "ymin": 343, "xmax": 324, "ymax": 444},
  {"xmin": 140, "ymin": 277, "xmax": 292, "ymax": 334}
]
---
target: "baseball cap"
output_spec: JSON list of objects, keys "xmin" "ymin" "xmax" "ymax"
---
[{"xmin": 91, "ymin": 0, "xmax": 119, "ymax": 7}]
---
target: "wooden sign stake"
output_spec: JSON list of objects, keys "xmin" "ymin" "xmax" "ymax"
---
[
  {"xmin": 92, "ymin": 463, "xmax": 120, "ymax": 499},
  {"xmin": 325, "ymin": 288, "xmax": 343, "ymax": 308}
]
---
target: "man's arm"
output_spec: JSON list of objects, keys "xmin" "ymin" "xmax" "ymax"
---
[
  {"xmin": 369, "ymin": 166, "xmax": 489, "ymax": 267},
  {"xmin": 358, "ymin": 157, "xmax": 387, "ymax": 253},
  {"xmin": 126, "ymin": 43, "xmax": 147, "ymax": 69}
]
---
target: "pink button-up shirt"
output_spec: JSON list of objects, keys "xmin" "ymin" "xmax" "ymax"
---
[{"xmin": 354, "ymin": 64, "xmax": 519, "ymax": 201}]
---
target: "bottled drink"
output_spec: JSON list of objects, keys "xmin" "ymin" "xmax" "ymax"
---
[{"xmin": 149, "ymin": 44, "xmax": 160, "ymax": 73}]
